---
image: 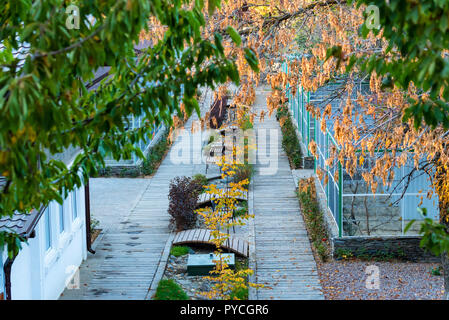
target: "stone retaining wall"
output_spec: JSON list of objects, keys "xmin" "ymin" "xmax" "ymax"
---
[
  {"xmin": 100, "ymin": 125, "xmax": 168, "ymax": 175},
  {"xmin": 333, "ymin": 236, "xmax": 439, "ymax": 262}
]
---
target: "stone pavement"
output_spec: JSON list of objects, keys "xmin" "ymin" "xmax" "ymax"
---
[
  {"xmin": 60, "ymin": 86, "xmax": 324, "ymax": 300},
  {"xmin": 89, "ymin": 178, "xmax": 152, "ymax": 229}
]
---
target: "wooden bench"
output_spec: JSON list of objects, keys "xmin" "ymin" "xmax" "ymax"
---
[
  {"xmin": 209, "ymin": 96, "xmax": 228, "ymax": 129},
  {"xmin": 197, "ymin": 191, "xmax": 248, "ymax": 207},
  {"xmin": 173, "ymin": 228, "xmax": 249, "ymax": 257},
  {"xmin": 205, "ymin": 153, "xmax": 224, "ymax": 174},
  {"xmin": 206, "ymin": 155, "xmax": 221, "ymax": 163},
  {"xmin": 209, "ymin": 145, "xmax": 225, "ymax": 156}
]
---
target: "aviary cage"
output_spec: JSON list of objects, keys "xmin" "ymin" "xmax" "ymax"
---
[{"xmin": 282, "ymin": 61, "xmax": 439, "ymax": 237}]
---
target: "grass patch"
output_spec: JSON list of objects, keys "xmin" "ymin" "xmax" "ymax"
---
[
  {"xmin": 230, "ymin": 286, "xmax": 248, "ymax": 300},
  {"xmin": 170, "ymin": 245, "xmax": 190, "ymax": 257},
  {"xmin": 297, "ymin": 177, "xmax": 330, "ymax": 262},
  {"xmin": 154, "ymin": 279, "xmax": 189, "ymax": 300},
  {"xmin": 277, "ymin": 105, "xmax": 302, "ymax": 169},
  {"xmin": 234, "ymin": 200, "xmax": 248, "ymax": 218},
  {"xmin": 229, "ymin": 258, "xmax": 249, "ymax": 300}
]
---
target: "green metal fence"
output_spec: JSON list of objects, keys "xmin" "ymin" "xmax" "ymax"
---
[
  {"xmin": 283, "ymin": 61, "xmax": 343, "ymax": 236},
  {"xmin": 282, "ymin": 60, "xmax": 440, "ymax": 237}
]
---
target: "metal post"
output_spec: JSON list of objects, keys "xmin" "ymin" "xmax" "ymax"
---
[
  {"xmin": 306, "ymin": 92, "xmax": 310, "ymax": 156},
  {"xmin": 301, "ymin": 91, "xmax": 304, "ymax": 138},
  {"xmin": 326, "ymin": 133, "xmax": 330, "ymax": 199},
  {"xmin": 297, "ymin": 85, "xmax": 300, "ymax": 127},
  {"xmin": 338, "ymin": 161, "xmax": 343, "ymax": 237},
  {"xmin": 315, "ymin": 111, "xmax": 318, "ymax": 171},
  {"xmin": 314, "ymin": 117, "xmax": 318, "ymax": 175}
]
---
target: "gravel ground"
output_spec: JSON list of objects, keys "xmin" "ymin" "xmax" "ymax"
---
[
  {"xmin": 318, "ymin": 260, "xmax": 444, "ymax": 300},
  {"xmin": 163, "ymin": 246, "xmax": 248, "ymax": 300},
  {"xmin": 164, "ymin": 247, "xmax": 215, "ymax": 300}
]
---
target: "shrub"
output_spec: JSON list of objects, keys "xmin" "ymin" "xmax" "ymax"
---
[
  {"xmin": 119, "ymin": 167, "xmax": 140, "ymax": 177},
  {"xmin": 239, "ymin": 115, "xmax": 253, "ymax": 131},
  {"xmin": 431, "ymin": 266, "xmax": 442, "ymax": 276},
  {"xmin": 154, "ymin": 279, "xmax": 189, "ymax": 300},
  {"xmin": 170, "ymin": 245, "xmax": 190, "ymax": 257},
  {"xmin": 98, "ymin": 167, "xmax": 112, "ymax": 177},
  {"xmin": 168, "ymin": 176, "xmax": 202, "ymax": 231},
  {"xmin": 192, "ymin": 174, "xmax": 208, "ymax": 192},
  {"xmin": 335, "ymin": 248, "xmax": 354, "ymax": 260},
  {"xmin": 276, "ymin": 104, "xmax": 289, "ymax": 119},
  {"xmin": 233, "ymin": 163, "xmax": 254, "ymax": 183},
  {"xmin": 141, "ymin": 132, "xmax": 170, "ymax": 175},
  {"xmin": 277, "ymin": 105, "xmax": 302, "ymax": 169},
  {"xmin": 335, "ymin": 246, "xmax": 408, "ymax": 261},
  {"xmin": 96, "ymin": 130, "xmax": 171, "ymax": 178},
  {"xmin": 297, "ymin": 177, "xmax": 330, "ymax": 262}
]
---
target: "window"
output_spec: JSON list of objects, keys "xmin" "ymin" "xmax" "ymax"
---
[
  {"xmin": 43, "ymin": 207, "xmax": 52, "ymax": 251},
  {"xmin": 72, "ymin": 190, "xmax": 78, "ymax": 220},
  {"xmin": 59, "ymin": 203, "xmax": 65, "ymax": 233}
]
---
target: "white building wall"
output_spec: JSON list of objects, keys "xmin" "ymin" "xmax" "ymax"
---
[
  {"xmin": 10, "ymin": 235, "xmax": 36, "ymax": 299},
  {"xmin": 10, "ymin": 186, "xmax": 86, "ymax": 300}
]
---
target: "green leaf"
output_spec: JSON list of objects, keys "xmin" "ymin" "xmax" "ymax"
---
[
  {"xmin": 404, "ymin": 219, "xmax": 416, "ymax": 234},
  {"xmin": 0, "ymin": 0, "xmax": 246, "ymax": 258},
  {"xmin": 440, "ymin": 14, "xmax": 448, "ymax": 32},
  {"xmin": 410, "ymin": 6, "xmax": 419, "ymax": 24},
  {"xmin": 208, "ymin": 0, "xmax": 218, "ymax": 15},
  {"xmin": 417, "ymin": 207, "xmax": 428, "ymax": 217},
  {"xmin": 244, "ymin": 48, "xmax": 259, "ymax": 73},
  {"xmin": 226, "ymin": 26, "xmax": 241, "ymax": 46}
]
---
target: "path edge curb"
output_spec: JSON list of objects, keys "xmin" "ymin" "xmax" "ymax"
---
[{"xmin": 146, "ymin": 232, "xmax": 175, "ymax": 300}]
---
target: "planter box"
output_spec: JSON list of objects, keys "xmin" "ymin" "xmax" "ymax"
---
[{"xmin": 187, "ymin": 253, "xmax": 235, "ymax": 276}]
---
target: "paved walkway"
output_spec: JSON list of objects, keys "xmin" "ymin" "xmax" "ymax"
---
[
  {"xmin": 251, "ymin": 88, "xmax": 324, "ymax": 299},
  {"xmin": 89, "ymin": 178, "xmax": 152, "ymax": 229},
  {"xmin": 60, "ymin": 86, "xmax": 323, "ymax": 300},
  {"xmin": 60, "ymin": 90, "xmax": 215, "ymax": 300}
]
